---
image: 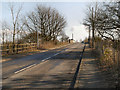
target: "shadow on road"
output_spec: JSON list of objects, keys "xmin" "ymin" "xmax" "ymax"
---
[
  {"xmin": 51, "ymin": 51, "xmax": 82, "ymax": 60},
  {"xmin": 3, "ymin": 72, "xmax": 76, "ymax": 88},
  {"xmin": 3, "ymin": 45, "xmax": 83, "ymax": 89}
]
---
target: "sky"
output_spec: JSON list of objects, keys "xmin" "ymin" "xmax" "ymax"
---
[{"xmin": 1, "ymin": 1, "xmax": 92, "ymax": 43}]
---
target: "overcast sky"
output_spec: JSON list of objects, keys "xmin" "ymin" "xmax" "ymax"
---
[{"xmin": 1, "ymin": 1, "xmax": 94, "ymax": 43}]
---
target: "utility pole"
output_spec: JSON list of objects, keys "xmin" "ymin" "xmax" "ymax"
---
[
  {"xmin": 118, "ymin": 1, "xmax": 120, "ymax": 88},
  {"xmin": 92, "ymin": 7, "xmax": 95, "ymax": 48},
  {"xmin": 35, "ymin": 22, "xmax": 39, "ymax": 49},
  {"xmin": 88, "ymin": 25, "xmax": 91, "ymax": 48},
  {"xmin": 36, "ymin": 28, "xmax": 39, "ymax": 49},
  {"xmin": 72, "ymin": 33, "xmax": 73, "ymax": 40},
  {"xmin": 37, "ymin": 30, "xmax": 39, "ymax": 48}
]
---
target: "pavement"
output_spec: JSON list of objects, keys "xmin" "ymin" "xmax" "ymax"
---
[{"xmin": 75, "ymin": 45, "xmax": 111, "ymax": 88}]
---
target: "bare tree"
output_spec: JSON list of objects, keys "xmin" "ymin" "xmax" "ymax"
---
[
  {"xmin": 9, "ymin": 4, "xmax": 22, "ymax": 53},
  {"xmin": 84, "ymin": 2, "xmax": 120, "ymax": 44},
  {"xmin": 83, "ymin": 3, "xmax": 99, "ymax": 48},
  {"xmin": 2, "ymin": 21, "xmax": 10, "ymax": 45},
  {"xmin": 94, "ymin": 2, "xmax": 120, "ymax": 42},
  {"xmin": 9, "ymin": 4, "xmax": 22, "ymax": 45},
  {"xmin": 23, "ymin": 5, "xmax": 66, "ymax": 43},
  {"xmin": 60, "ymin": 31, "xmax": 69, "ymax": 42}
]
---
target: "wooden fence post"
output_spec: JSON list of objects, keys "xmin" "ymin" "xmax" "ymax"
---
[
  {"xmin": 13, "ymin": 44, "xmax": 15, "ymax": 54},
  {"xmin": 7, "ymin": 44, "xmax": 9, "ymax": 54},
  {"xmin": 22, "ymin": 45, "xmax": 24, "ymax": 52},
  {"xmin": 17, "ymin": 44, "xmax": 18, "ymax": 54}
]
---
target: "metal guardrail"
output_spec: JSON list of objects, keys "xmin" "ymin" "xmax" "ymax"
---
[{"xmin": 0, "ymin": 43, "xmax": 37, "ymax": 55}]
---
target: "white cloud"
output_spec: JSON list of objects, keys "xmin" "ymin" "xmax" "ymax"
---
[{"xmin": 65, "ymin": 25, "xmax": 88, "ymax": 41}]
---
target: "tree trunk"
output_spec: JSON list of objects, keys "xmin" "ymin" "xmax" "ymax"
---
[
  {"xmin": 88, "ymin": 26, "xmax": 91, "ymax": 48},
  {"xmin": 2, "ymin": 32, "xmax": 5, "ymax": 45},
  {"xmin": 13, "ymin": 27, "xmax": 15, "ymax": 53},
  {"xmin": 92, "ymin": 7, "xmax": 95, "ymax": 48}
]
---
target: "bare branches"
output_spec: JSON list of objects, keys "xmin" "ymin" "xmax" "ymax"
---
[
  {"xmin": 10, "ymin": 4, "xmax": 22, "ymax": 28},
  {"xmin": 84, "ymin": 2, "xmax": 120, "ymax": 42},
  {"xmin": 2, "ymin": 21, "xmax": 10, "ymax": 44},
  {"xmin": 23, "ymin": 5, "xmax": 66, "ymax": 42},
  {"xmin": 84, "ymin": 3, "xmax": 99, "ymax": 47},
  {"xmin": 9, "ymin": 4, "xmax": 22, "ymax": 45}
]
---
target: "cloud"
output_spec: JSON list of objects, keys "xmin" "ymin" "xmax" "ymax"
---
[{"xmin": 66, "ymin": 25, "xmax": 88, "ymax": 41}]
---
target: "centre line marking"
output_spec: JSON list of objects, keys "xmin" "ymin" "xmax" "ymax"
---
[
  {"xmin": 14, "ymin": 64, "xmax": 36, "ymax": 74},
  {"xmin": 14, "ymin": 51, "xmax": 62, "ymax": 74}
]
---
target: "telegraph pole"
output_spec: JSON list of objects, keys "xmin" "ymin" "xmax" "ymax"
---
[
  {"xmin": 36, "ymin": 30, "xmax": 39, "ymax": 48},
  {"xmin": 72, "ymin": 33, "xmax": 73, "ymax": 40},
  {"xmin": 88, "ymin": 25, "xmax": 91, "ymax": 48},
  {"xmin": 92, "ymin": 7, "xmax": 95, "ymax": 48},
  {"xmin": 35, "ymin": 23, "xmax": 39, "ymax": 49},
  {"xmin": 118, "ymin": 1, "xmax": 120, "ymax": 88}
]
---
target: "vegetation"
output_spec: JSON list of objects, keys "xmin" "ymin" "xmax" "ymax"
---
[
  {"xmin": 23, "ymin": 5, "xmax": 66, "ymax": 42},
  {"xmin": 84, "ymin": 1, "xmax": 120, "ymax": 87},
  {"xmin": 1, "ymin": 4, "xmax": 68, "ymax": 54}
]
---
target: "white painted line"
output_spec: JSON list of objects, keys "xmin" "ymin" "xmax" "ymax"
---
[
  {"xmin": 42, "ymin": 56, "xmax": 51, "ymax": 61},
  {"xmin": 53, "ymin": 52, "xmax": 60, "ymax": 56},
  {"xmin": 42, "ymin": 52, "xmax": 61, "ymax": 61},
  {"xmin": 14, "ymin": 64, "xmax": 36, "ymax": 74},
  {"xmin": 14, "ymin": 51, "xmax": 63, "ymax": 74}
]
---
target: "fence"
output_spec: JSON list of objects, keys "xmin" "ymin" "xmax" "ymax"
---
[{"xmin": 0, "ymin": 43, "xmax": 37, "ymax": 56}]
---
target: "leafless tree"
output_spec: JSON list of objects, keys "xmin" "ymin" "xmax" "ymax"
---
[
  {"xmin": 9, "ymin": 4, "xmax": 22, "ymax": 45},
  {"xmin": 23, "ymin": 5, "xmax": 66, "ymax": 43},
  {"xmin": 60, "ymin": 31, "xmax": 69, "ymax": 42},
  {"xmin": 83, "ymin": 3, "xmax": 99, "ymax": 48},
  {"xmin": 2, "ymin": 21, "xmax": 10, "ymax": 45},
  {"xmin": 84, "ymin": 2, "xmax": 120, "ymax": 43},
  {"xmin": 95, "ymin": 2, "xmax": 120, "ymax": 42}
]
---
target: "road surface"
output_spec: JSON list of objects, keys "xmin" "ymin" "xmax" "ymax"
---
[{"xmin": 2, "ymin": 43, "xmax": 84, "ymax": 88}]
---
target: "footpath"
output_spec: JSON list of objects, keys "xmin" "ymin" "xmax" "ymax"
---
[{"xmin": 75, "ymin": 44, "xmax": 115, "ymax": 88}]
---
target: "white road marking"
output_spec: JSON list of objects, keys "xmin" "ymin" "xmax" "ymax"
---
[
  {"xmin": 14, "ymin": 64, "xmax": 36, "ymax": 74},
  {"xmin": 42, "ymin": 52, "xmax": 61, "ymax": 61},
  {"xmin": 53, "ymin": 53, "xmax": 60, "ymax": 56},
  {"xmin": 14, "ymin": 51, "xmax": 62, "ymax": 74},
  {"xmin": 42, "ymin": 57, "xmax": 51, "ymax": 61}
]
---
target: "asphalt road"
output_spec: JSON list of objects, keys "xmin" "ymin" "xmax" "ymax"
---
[{"xmin": 2, "ymin": 43, "xmax": 84, "ymax": 88}]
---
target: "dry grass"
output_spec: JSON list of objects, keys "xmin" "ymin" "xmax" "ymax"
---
[
  {"xmin": 39, "ymin": 41, "xmax": 68, "ymax": 50},
  {"xmin": 93, "ymin": 42, "xmax": 119, "ymax": 88}
]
